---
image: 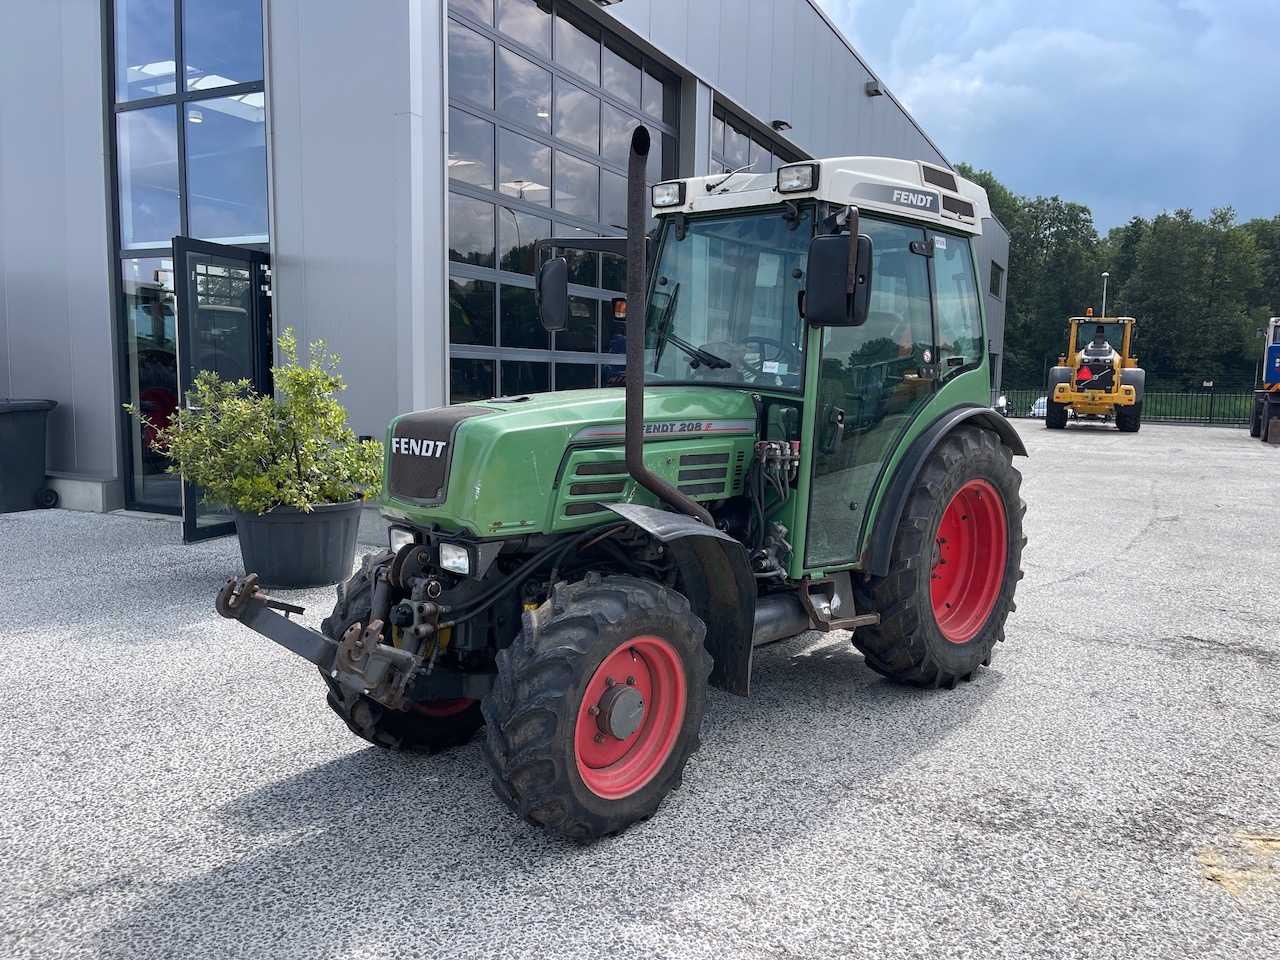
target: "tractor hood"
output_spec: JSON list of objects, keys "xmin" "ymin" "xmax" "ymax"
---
[{"xmin": 381, "ymin": 387, "xmax": 760, "ymax": 536}]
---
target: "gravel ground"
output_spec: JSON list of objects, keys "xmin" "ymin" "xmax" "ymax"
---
[{"xmin": 1, "ymin": 418, "xmax": 1278, "ymax": 959}]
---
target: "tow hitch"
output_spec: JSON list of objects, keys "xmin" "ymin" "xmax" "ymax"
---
[{"xmin": 215, "ymin": 574, "xmax": 422, "ymax": 710}]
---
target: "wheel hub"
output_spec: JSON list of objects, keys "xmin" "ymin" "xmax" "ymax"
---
[{"xmin": 596, "ymin": 683, "xmax": 645, "ymax": 741}]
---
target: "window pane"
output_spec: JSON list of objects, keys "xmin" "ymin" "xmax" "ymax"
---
[
  {"xmin": 116, "ymin": 0, "xmax": 176, "ymax": 101},
  {"xmin": 450, "ymin": 278, "xmax": 496, "ymax": 346},
  {"xmin": 496, "ymin": 0, "xmax": 550, "ymax": 58},
  {"xmin": 724, "ymin": 121, "xmax": 749, "ymax": 170},
  {"xmin": 499, "ymin": 130, "xmax": 551, "ymax": 206},
  {"xmin": 185, "ymin": 97, "xmax": 268, "ymax": 243},
  {"xmin": 557, "ymin": 296, "xmax": 598, "ymax": 353},
  {"xmin": 501, "ymin": 360, "xmax": 550, "ymax": 396},
  {"xmin": 711, "ymin": 113, "xmax": 725, "ymax": 158},
  {"xmin": 118, "ymin": 105, "xmax": 180, "ymax": 247},
  {"xmin": 121, "ymin": 256, "xmax": 179, "ymax": 506},
  {"xmin": 749, "ymin": 137, "xmax": 772, "ymax": 177},
  {"xmin": 554, "ymin": 224, "xmax": 598, "ymax": 286},
  {"xmin": 448, "ymin": 0, "xmax": 493, "ymax": 25},
  {"xmin": 449, "ymin": 20, "xmax": 495, "ymax": 108},
  {"xmin": 601, "ymin": 102, "xmax": 636, "ymax": 168},
  {"xmin": 554, "ymin": 81, "xmax": 600, "ymax": 153},
  {"xmin": 555, "ymin": 152, "xmax": 598, "ymax": 220},
  {"xmin": 184, "ymin": 0, "xmax": 263, "ymax": 92},
  {"xmin": 602, "ymin": 44, "xmax": 641, "ymax": 108},
  {"xmin": 449, "ymin": 193, "xmax": 496, "ymax": 268},
  {"xmin": 451, "ymin": 357, "xmax": 494, "ymax": 401},
  {"xmin": 601, "ymin": 252, "xmax": 626, "ymax": 292},
  {"xmin": 643, "ymin": 69, "xmax": 675, "ymax": 123},
  {"xmin": 555, "ymin": 363, "xmax": 597, "ymax": 390},
  {"xmin": 497, "ymin": 47, "xmax": 551, "ymax": 133},
  {"xmin": 555, "ymin": 13, "xmax": 600, "ymax": 86},
  {"xmin": 498, "ymin": 206, "xmax": 550, "ymax": 275},
  {"xmin": 449, "ymin": 109, "xmax": 495, "ymax": 188},
  {"xmin": 500, "ymin": 285, "xmax": 547, "ymax": 349},
  {"xmin": 600, "ymin": 168, "xmax": 626, "ymax": 230}
]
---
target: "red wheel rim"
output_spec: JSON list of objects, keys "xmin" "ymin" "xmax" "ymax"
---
[
  {"xmin": 411, "ymin": 698, "xmax": 476, "ymax": 718},
  {"xmin": 574, "ymin": 636, "xmax": 687, "ymax": 800},
  {"xmin": 931, "ymin": 479, "xmax": 1008, "ymax": 644}
]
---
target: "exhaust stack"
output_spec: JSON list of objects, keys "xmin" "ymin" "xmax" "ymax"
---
[{"xmin": 624, "ymin": 126, "xmax": 712, "ymax": 526}]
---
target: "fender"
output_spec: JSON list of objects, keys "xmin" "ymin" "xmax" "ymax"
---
[
  {"xmin": 1048, "ymin": 365, "xmax": 1074, "ymax": 389},
  {"xmin": 1120, "ymin": 367, "xmax": 1146, "ymax": 401},
  {"xmin": 863, "ymin": 404, "xmax": 1027, "ymax": 579},
  {"xmin": 606, "ymin": 502, "xmax": 756, "ymax": 696}
]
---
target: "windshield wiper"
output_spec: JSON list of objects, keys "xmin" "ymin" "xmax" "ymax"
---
[{"xmin": 650, "ymin": 283, "xmax": 731, "ymax": 371}]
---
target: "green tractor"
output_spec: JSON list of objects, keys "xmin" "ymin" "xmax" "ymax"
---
[{"xmin": 217, "ymin": 128, "xmax": 1026, "ymax": 843}]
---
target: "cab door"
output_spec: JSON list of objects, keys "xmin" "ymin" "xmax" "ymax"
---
[{"xmin": 805, "ymin": 219, "xmax": 936, "ymax": 568}]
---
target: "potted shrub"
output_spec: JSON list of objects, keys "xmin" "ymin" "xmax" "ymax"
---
[{"xmin": 129, "ymin": 329, "xmax": 382, "ymax": 588}]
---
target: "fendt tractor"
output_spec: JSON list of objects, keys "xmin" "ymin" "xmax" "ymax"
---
[
  {"xmin": 216, "ymin": 127, "xmax": 1027, "ymax": 843},
  {"xmin": 1249, "ymin": 316, "xmax": 1280, "ymax": 441},
  {"xmin": 1045, "ymin": 311, "xmax": 1145, "ymax": 431}
]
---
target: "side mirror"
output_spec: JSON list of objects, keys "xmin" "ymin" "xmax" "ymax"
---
[
  {"xmin": 536, "ymin": 256, "xmax": 569, "ymax": 332},
  {"xmin": 805, "ymin": 233, "xmax": 873, "ymax": 327}
]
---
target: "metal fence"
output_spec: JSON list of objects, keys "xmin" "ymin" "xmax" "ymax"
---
[{"xmin": 1003, "ymin": 387, "xmax": 1254, "ymax": 425}]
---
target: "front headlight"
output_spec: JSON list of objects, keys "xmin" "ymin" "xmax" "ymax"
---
[
  {"xmin": 777, "ymin": 162, "xmax": 819, "ymax": 193},
  {"xmin": 651, "ymin": 181, "xmax": 685, "ymax": 207},
  {"xmin": 388, "ymin": 525, "xmax": 417, "ymax": 552},
  {"xmin": 437, "ymin": 542, "xmax": 473, "ymax": 576}
]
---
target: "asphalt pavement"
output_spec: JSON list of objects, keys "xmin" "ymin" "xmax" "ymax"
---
[{"xmin": 2, "ymin": 418, "xmax": 1278, "ymax": 959}]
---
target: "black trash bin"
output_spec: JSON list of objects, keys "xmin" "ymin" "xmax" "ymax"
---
[{"xmin": 0, "ymin": 399, "xmax": 59, "ymax": 512}]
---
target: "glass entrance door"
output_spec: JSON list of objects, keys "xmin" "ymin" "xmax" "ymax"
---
[{"xmin": 173, "ymin": 237, "xmax": 272, "ymax": 542}]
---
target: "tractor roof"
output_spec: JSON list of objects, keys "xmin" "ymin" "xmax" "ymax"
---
[{"xmin": 653, "ymin": 157, "xmax": 992, "ymax": 235}]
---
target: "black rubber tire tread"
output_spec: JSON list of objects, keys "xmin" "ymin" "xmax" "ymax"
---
[
  {"xmin": 1250, "ymin": 398, "xmax": 1263, "ymax": 437},
  {"xmin": 318, "ymin": 549, "xmax": 484, "ymax": 752},
  {"xmin": 1045, "ymin": 398, "xmax": 1068, "ymax": 429},
  {"xmin": 1115, "ymin": 402, "xmax": 1142, "ymax": 433},
  {"xmin": 851, "ymin": 425, "xmax": 1026, "ymax": 688},
  {"xmin": 481, "ymin": 574, "xmax": 711, "ymax": 844},
  {"xmin": 1262, "ymin": 398, "xmax": 1275, "ymax": 442}
]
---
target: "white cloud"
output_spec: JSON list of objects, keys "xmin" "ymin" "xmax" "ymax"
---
[{"xmin": 814, "ymin": 0, "xmax": 1280, "ymax": 231}]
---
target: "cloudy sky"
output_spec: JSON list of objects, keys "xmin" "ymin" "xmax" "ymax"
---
[{"xmin": 812, "ymin": 0, "xmax": 1280, "ymax": 234}]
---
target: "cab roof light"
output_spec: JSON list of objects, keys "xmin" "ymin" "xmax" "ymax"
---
[
  {"xmin": 777, "ymin": 163, "xmax": 819, "ymax": 194},
  {"xmin": 651, "ymin": 181, "xmax": 685, "ymax": 208}
]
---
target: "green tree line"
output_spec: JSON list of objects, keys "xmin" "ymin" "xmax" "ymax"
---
[{"xmin": 957, "ymin": 164, "xmax": 1280, "ymax": 391}]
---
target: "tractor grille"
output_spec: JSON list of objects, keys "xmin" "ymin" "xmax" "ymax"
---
[
  {"xmin": 387, "ymin": 406, "xmax": 493, "ymax": 503},
  {"xmin": 677, "ymin": 452, "xmax": 730, "ymax": 497}
]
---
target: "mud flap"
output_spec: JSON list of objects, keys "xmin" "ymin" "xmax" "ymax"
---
[{"xmin": 605, "ymin": 502, "xmax": 756, "ymax": 696}]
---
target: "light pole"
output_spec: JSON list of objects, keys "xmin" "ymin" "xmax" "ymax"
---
[{"xmin": 1101, "ymin": 272, "xmax": 1110, "ymax": 318}]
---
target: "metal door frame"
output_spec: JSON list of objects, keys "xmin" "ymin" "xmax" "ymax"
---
[{"xmin": 173, "ymin": 236, "xmax": 273, "ymax": 543}]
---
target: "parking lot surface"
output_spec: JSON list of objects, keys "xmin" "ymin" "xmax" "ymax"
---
[{"xmin": 2, "ymin": 419, "xmax": 1278, "ymax": 959}]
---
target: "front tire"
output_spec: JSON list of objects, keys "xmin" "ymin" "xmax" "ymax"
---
[
  {"xmin": 482, "ymin": 574, "xmax": 711, "ymax": 844},
  {"xmin": 1250, "ymin": 397, "xmax": 1263, "ymax": 437},
  {"xmin": 319, "ymin": 551, "xmax": 483, "ymax": 752},
  {"xmin": 1045, "ymin": 398, "xmax": 1068, "ymax": 429},
  {"xmin": 852, "ymin": 425, "xmax": 1026, "ymax": 687}
]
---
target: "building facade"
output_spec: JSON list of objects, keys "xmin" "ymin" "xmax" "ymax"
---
[{"xmin": 0, "ymin": 0, "xmax": 1007, "ymax": 518}]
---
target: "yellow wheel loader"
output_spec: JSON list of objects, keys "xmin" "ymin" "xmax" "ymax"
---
[{"xmin": 1045, "ymin": 311, "xmax": 1144, "ymax": 431}]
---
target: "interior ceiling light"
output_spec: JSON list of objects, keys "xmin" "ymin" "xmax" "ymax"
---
[{"xmin": 187, "ymin": 109, "xmax": 203, "ymax": 123}]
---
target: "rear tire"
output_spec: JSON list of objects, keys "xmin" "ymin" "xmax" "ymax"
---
[
  {"xmin": 1045, "ymin": 398, "xmax": 1068, "ymax": 429},
  {"xmin": 319, "ymin": 550, "xmax": 483, "ymax": 752},
  {"xmin": 1116, "ymin": 402, "xmax": 1142, "ymax": 433},
  {"xmin": 1263, "ymin": 397, "xmax": 1276, "ymax": 442},
  {"xmin": 1250, "ymin": 397, "xmax": 1263, "ymax": 437},
  {"xmin": 852, "ymin": 425, "xmax": 1026, "ymax": 687},
  {"xmin": 482, "ymin": 574, "xmax": 710, "ymax": 844}
]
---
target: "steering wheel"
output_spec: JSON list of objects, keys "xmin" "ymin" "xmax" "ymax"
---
[{"xmin": 742, "ymin": 336, "xmax": 802, "ymax": 373}]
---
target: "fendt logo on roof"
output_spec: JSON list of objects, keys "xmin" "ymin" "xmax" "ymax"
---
[
  {"xmin": 892, "ymin": 189, "xmax": 937, "ymax": 210},
  {"xmin": 392, "ymin": 437, "xmax": 448, "ymax": 458}
]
